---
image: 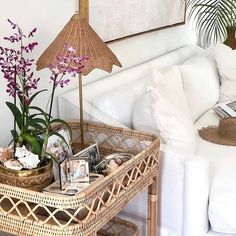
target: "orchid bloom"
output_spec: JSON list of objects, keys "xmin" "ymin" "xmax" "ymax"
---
[
  {"xmin": 49, "ymin": 45, "xmax": 88, "ymax": 88},
  {"xmin": 0, "ymin": 19, "xmax": 39, "ymax": 100}
]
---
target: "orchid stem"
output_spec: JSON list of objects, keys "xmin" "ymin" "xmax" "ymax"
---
[
  {"xmin": 13, "ymin": 66, "xmax": 17, "ymax": 157},
  {"xmin": 48, "ymin": 76, "xmax": 57, "ymax": 122}
]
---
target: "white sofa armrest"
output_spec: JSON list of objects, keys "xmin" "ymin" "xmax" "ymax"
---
[
  {"xmin": 58, "ymin": 95, "xmax": 127, "ymax": 128},
  {"xmin": 160, "ymin": 144, "xmax": 209, "ymax": 236},
  {"xmin": 183, "ymin": 155, "xmax": 209, "ymax": 236}
]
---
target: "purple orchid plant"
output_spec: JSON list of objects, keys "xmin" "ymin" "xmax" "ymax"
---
[{"xmin": 0, "ymin": 19, "xmax": 88, "ymax": 167}]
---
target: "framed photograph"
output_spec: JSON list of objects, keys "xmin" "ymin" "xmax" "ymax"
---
[
  {"xmin": 69, "ymin": 158, "xmax": 89, "ymax": 182},
  {"xmin": 74, "ymin": 143, "xmax": 100, "ymax": 171},
  {"xmin": 59, "ymin": 158, "xmax": 69, "ymax": 190},
  {"xmin": 94, "ymin": 160, "xmax": 107, "ymax": 174},
  {"xmin": 47, "ymin": 129, "xmax": 73, "ymax": 162},
  {"xmin": 87, "ymin": 0, "xmax": 186, "ymax": 42}
]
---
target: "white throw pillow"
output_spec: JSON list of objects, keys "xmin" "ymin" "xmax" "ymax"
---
[
  {"xmin": 133, "ymin": 66, "xmax": 196, "ymax": 153},
  {"xmin": 214, "ymin": 44, "xmax": 236, "ymax": 102},
  {"xmin": 179, "ymin": 55, "xmax": 220, "ymax": 122}
]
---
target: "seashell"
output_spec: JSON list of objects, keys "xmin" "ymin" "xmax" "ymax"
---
[
  {"xmin": 16, "ymin": 145, "xmax": 40, "ymax": 169},
  {"xmin": 115, "ymin": 158, "xmax": 122, "ymax": 165},
  {"xmin": 108, "ymin": 159, "xmax": 118, "ymax": 166},
  {"xmin": 0, "ymin": 145, "xmax": 13, "ymax": 163},
  {"xmin": 106, "ymin": 164, "xmax": 119, "ymax": 175},
  {"xmin": 4, "ymin": 159, "xmax": 22, "ymax": 171}
]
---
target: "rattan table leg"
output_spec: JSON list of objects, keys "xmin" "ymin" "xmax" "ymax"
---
[{"xmin": 148, "ymin": 177, "xmax": 158, "ymax": 236}]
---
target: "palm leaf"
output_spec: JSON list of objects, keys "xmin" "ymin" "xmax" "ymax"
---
[{"xmin": 185, "ymin": 0, "xmax": 236, "ymax": 46}]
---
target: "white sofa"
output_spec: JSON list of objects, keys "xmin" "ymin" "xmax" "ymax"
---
[{"xmin": 58, "ymin": 45, "xmax": 236, "ymax": 236}]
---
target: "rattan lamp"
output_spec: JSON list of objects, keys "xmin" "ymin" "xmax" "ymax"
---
[{"xmin": 36, "ymin": 8, "xmax": 122, "ymax": 148}]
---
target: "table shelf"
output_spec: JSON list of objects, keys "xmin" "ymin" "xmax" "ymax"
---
[{"xmin": 0, "ymin": 121, "xmax": 160, "ymax": 236}]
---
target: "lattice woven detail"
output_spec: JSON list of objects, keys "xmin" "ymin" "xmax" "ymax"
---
[{"xmin": 0, "ymin": 121, "xmax": 160, "ymax": 236}]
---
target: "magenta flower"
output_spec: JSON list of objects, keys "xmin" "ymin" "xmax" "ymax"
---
[
  {"xmin": 48, "ymin": 46, "xmax": 88, "ymax": 88},
  {"xmin": 0, "ymin": 20, "xmax": 90, "ymax": 162},
  {"xmin": 0, "ymin": 20, "xmax": 39, "ymax": 99}
]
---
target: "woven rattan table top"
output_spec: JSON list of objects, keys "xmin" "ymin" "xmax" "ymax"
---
[{"xmin": 0, "ymin": 122, "xmax": 160, "ymax": 236}]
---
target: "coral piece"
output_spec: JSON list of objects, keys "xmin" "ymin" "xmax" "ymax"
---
[{"xmin": 0, "ymin": 145, "xmax": 13, "ymax": 163}]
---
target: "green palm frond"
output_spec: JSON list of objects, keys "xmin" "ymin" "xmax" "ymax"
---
[{"xmin": 185, "ymin": 0, "xmax": 236, "ymax": 46}]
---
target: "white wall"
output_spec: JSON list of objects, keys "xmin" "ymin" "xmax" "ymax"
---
[{"xmin": 0, "ymin": 0, "xmax": 196, "ymax": 147}]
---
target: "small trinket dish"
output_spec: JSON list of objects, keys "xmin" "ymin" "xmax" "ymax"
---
[{"xmin": 104, "ymin": 153, "xmax": 133, "ymax": 174}]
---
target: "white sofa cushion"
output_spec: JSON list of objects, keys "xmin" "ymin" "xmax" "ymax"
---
[
  {"xmin": 214, "ymin": 44, "xmax": 236, "ymax": 102},
  {"xmin": 179, "ymin": 55, "xmax": 220, "ymax": 122},
  {"xmin": 59, "ymin": 45, "xmax": 204, "ymax": 130},
  {"xmin": 133, "ymin": 66, "xmax": 196, "ymax": 153},
  {"xmin": 195, "ymin": 109, "xmax": 236, "ymax": 234},
  {"xmin": 92, "ymin": 80, "xmax": 146, "ymax": 128}
]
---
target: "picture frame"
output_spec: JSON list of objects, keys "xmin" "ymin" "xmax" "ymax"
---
[
  {"xmin": 74, "ymin": 143, "xmax": 100, "ymax": 172},
  {"xmin": 59, "ymin": 158, "xmax": 69, "ymax": 190},
  {"xmin": 87, "ymin": 0, "xmax": 186, "ymax": 42},
  {"xmin": 69, "ymin": 158, "xmax": 89, "ymax": 183},
  {"xmin": 94, "ymin": 160, "xmax": 107, "ymax": 174},
  {"xmin": 47, "ymin": 128, "xmax": 73, "ymax": 162}
]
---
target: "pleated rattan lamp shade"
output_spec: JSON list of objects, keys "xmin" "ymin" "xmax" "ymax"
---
[
  {"xmin": 36, "ymin": 12, "xmax": 122, "ymax": 74},
  {"xmin": 36, "ymin": 12, "xmax": 122, "ymax": 149}
]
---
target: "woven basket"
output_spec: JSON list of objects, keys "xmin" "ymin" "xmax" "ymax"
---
[
  {"xmin": 0, "ymin": 121, "xmax": 159, "ymax": 236},
  {"xmin": 97, "ymin": 217, "xmax": 138, "ymax": 236}
]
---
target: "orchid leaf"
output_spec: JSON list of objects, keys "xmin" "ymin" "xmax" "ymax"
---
[
  {"xmin": 29, "ymin": 89, "xmax": 47, "ymax": 105},
  {"xmin": 50, "ymin": 118, "xmax": 72, "ymax": 141},
  {"xmin": 29, "ymin": 106, "xmax": 49, "ymax": 122},
  {"xmin": 29, "ymin": 106, "xmax": 46, "ymax": 115},
  {"xmin": 10, "ymin": 129, "xmax": 18, "ymax": 141},
  {"xmin": 20, "ymin": 132, "xmax": 42, "ymax": 156},
  {"xmin": 27, "ymin": 122, "xmax": 44, "ymax": 131},
  {"xmin": 27, "ymin": 117, "xmax": 46, "ymax": 127},
  {"xmin": 45, "ymin": 152, "xmax": 60, "ymax": 164},
  {"xmin": 6, "ymin": 101, "xmax": 22, "ymax": 130},
  {"xmin": 49, "ymin": 130, "xmax": 70, "ymax": 149}
]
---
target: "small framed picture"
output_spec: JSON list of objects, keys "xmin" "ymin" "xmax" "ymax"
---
[
  {"xmin": 47, "ymin": 129, "xmax": 73, "ymax": 162},
  {"xmin": 94, "ymin": 160, "xmax": 107, "ymax": 174},
  {"xmin": 74, "ymin": 143, "xmax": 100, "ymax": 171},
  {"xmin": 59, "ymin": 158, "xmax": 69, "ymax": 190},
  {"xmin": 69, "ymin": 158, "xmax": 89, "ymax": 182}
]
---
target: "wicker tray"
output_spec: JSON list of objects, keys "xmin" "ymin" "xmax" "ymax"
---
[
  {"xmin": 0, "ymin": 121, "xmax": 160, "ymax": 236},
  {"xmin": 97, "ymin": 217, "xmax": 138, "ymax": 236}
]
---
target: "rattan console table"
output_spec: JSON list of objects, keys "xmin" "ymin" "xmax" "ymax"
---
[{"xmin": 0, "ymin": 122, "xmax": 160, "ymax": 236}]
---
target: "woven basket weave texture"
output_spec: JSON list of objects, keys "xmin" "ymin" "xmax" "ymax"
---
[{"xmin": 0, "ymin": 121, "xmax": 160, "ymax": 236}]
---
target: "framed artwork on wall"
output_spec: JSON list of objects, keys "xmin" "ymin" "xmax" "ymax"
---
[{"xmin": 86, "ymin": 0, "xmax": 185, "ymax": 42}]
